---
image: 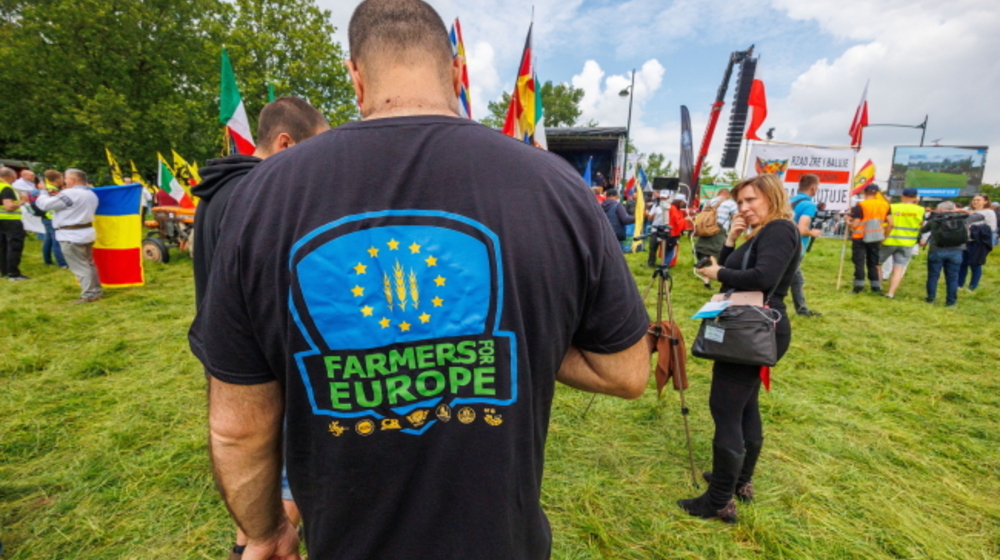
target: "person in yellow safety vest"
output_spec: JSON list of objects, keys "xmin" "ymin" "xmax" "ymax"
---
[
  {"xmin": 848, "ymin": 183, "xmax": 893, "ymax": 293},
  {"xmin": 879, "ymin": 188, "xmax": 924, "ymax": 299},
  {"xmin": 0, "ymin": 166, "xmax": 30, "ymax": 280}
]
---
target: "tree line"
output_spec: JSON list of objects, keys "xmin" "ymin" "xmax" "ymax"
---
[{"xmin": 0, "ymin": 0, "xmax": 356, "ymax": 183}]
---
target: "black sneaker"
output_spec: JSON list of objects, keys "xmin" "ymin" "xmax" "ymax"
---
[
  {"xmin": 852, "ymin": 286, "xmax": 864, "ymax": 294},
  {"xmin": 797, "ymin": 309, "xmax": 822, "ymax": 317}
]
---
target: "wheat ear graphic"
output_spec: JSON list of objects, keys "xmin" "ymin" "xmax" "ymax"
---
[
  {"xmin": 383, "ymin": 272, "xmax": 393, "ymax": 309},
  {"xmin": 394, "ymin": 260, "xmax": 407, "ymax": 311},
  {"xmin": 409, "ymin": 269, "xmax": 419, "ymax": 309}
]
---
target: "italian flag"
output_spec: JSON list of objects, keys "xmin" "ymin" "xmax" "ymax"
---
[
  {"xmin": 220, "ymin": 47, "xmax": 256, "ymax": 155},
  {"xmin": 158, "ymin": 153, "xmax": 194, "ymax": 208}
]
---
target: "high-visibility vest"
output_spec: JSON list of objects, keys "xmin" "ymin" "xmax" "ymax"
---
[
  {"xmin": 0, "ymin": 182, "xmax": 22, "ymax": 220},
  {"xmin": 851, "ymin": 198, "xmax": 890, "ymax": 240},
  {"xmin": 883, "ymin": 203, "xmax": 924, "ymax": 247}
]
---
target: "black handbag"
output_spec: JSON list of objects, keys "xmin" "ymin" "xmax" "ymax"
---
[{"xmin": 691, "ymin": 237, "xmax": 792, "ymax": 367}]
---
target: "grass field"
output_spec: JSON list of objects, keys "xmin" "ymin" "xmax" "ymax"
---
[
  {"xmin": 2, "ymin": 235, "xmax": 999, "ymax": 560},
  {"xmin": 904, "ymin": 168, "xmax": 968, "ymax": 189}
]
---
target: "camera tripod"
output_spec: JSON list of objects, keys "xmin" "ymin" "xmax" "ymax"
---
[{"xmin": 581, "ymin": 226, "xmax": 699, "ymax": 486}]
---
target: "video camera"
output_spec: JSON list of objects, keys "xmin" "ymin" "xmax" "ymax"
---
[{"xmin": 636, "ymin": 224, "xmax": 673, "ymax": 243}]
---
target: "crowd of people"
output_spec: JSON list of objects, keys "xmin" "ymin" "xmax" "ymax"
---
[
  {"xmin": 0, "ymin": 166, "xmax": 103, "ymax": 303},
  {"xmin": 596, "ymin": 172, "xmax": 996, "ymax": 309}
]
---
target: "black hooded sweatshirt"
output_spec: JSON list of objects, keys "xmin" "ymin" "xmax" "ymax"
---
[{"xmin": 191, "ymin": 154, "xmax": 261, "ymax": 307}]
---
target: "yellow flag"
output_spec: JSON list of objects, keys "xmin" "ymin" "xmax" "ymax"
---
[
  {"xmin": 105, "ymin": 148, "xmax": 125, "ymax": 185},
  {"xmin": 171, "ymin": 150, "xmax": 202, "ymax": 185},
  {"xmin": 631, "ymin": 187, "xmax": 646, "ymax": 253}
]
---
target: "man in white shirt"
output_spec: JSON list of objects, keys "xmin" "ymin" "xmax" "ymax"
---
[{"xmin": 35, "ymin": 168, "xmax": 103, "ymax": 303}]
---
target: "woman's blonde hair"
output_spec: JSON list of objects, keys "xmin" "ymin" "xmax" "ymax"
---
[{"xmin": 732, "ymin": 173, "xmax": 793, "ymax": 238}]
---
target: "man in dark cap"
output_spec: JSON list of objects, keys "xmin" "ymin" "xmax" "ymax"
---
[
  {"xmin": 188, "ymin": 1, "xmax": 651, "ymax": 559},
  {"xmin": 848, "ymin": 183, "xmax": 893, "ymax": 293}
]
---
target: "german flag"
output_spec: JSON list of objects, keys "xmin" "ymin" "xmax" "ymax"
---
[{"xmin": 93, "ymin": 184, "xmax": 145, "ymax": 288}]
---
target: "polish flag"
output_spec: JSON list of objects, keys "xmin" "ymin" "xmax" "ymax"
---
[{"xmin": 849, "ymin": 81, "xmax": 870, "ymax": 148}]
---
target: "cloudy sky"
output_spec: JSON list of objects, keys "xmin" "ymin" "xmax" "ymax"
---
[{"xmin": 316, "ymin": 0, "xmax": 1000, "ymax": 183}]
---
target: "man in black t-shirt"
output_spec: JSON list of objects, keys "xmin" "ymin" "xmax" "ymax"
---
[
  {"xmin": 189, "ymin": 1, "xmax": 651, "ymax": 559},
  {"xmin": 0, "ymin": 167, "xmax": 28, "ymax": 280}
]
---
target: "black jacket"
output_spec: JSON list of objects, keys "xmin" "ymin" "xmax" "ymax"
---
[
  {"xmin": 191, "ymin": 154, "xmax": 261, "ymax": 307},
  {"xmin": 601, "ymin": 198, "xmax": 635, "ymax": 241}
]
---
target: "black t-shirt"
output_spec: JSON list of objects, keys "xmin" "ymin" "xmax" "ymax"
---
[
  {"xmin": 1, "ymin": 185, "xmax": 16, "ymax": 203},
  {"xmin": 189, "ymin": 115, "xmax": 649, "ymax": 560}
]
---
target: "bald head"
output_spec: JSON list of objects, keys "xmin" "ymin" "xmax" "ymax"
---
[
  {"xmin": 0, "ymin": 167, "xmax": 16, "ymax": 182},
  {"xmin": 347, "ymin": 0, "xmax": 460, "ymax": 118},
  {"xmin": 20, "ymin": 169, "xmax": 36, "ymax": 182}
]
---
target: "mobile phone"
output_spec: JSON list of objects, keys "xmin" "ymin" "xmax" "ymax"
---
[{"xmin": 695, "ymin": 257, "xmax": 713, "ymax": 268}]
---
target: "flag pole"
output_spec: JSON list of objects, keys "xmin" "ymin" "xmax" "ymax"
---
[
  {"xmin": 835, "ymin": 149, "xmax": 860, "ymax": 290},
  {"xmin": 740, "ymin": 138, "xmax": 752, "ymax": 180}
]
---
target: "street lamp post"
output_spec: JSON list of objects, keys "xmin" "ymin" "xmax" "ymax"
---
[
  {"xmin": 866, "ymin": 115, "xmax": 929, "ymax": 146},
  {"xmin": 619, "ymin": 69, "xmax": 636, "ymax": 190}
]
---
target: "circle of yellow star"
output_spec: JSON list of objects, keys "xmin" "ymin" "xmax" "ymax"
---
[
  {"xmin": 378, "ymin": 317, "xmax": 391, "ymax": 329},
  {"xmin": 351, "ymin": 285, "xmax": 364, "ymax": 297},
  {"xmin": 399, "ymin": 321, "xmax": 411, "ymax": 332},
  {"xmin": 409, "ymin": 242, "xmax": 421, "ymax": 254},
  {"xmin": 425, "ymin": 255, "xmax": 438, "ymax": 267},
  {"xmin": 353, "ymin": 263, "xmax": 367, "ymax": 275},
  {"xmin": 367, "ymin": 246, "xmax": 379, "ymax": 258},
  {"xmin": 431, "ymin": 296, "xmax": 444, "ymax": 307},
  {"xmin": 360, "ymin": 306, "xmax": 374, "ymax": 317},
  {"xmin": 419, "ymin": 312, "xmax": 431, "ymax": 324},
  {"xmin": 387, "ymin": 239, "xmax": 400, "ymax": 250},
  {"xmin": 433, "ymin": 275, "xmax": 446, "ymax": 287}
]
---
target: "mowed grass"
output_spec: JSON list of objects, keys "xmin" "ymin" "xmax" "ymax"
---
[
  {"xmin": 2, "ymin": 234, "xmax": 999, "ymax": 559},
  {"xmin": 904, "ymin": 169, "xmax": 968, "ymax": 189}
]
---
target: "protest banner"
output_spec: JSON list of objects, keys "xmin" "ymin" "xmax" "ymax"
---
[{"xmin": 744, "ymin": 143, "xmax": 855, "ymax": 212}]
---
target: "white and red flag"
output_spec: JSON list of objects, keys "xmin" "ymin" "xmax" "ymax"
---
[
  {"xmin": 849, "ymin": 80, "xmax": 869, "ymax": 148},
  {"xmin": 220, "ymin": 47, "xmax": 256, "ymax": 155},
  {"xmin": 744, "ymin": 77, "xmax": 768, "ymax": 141}
]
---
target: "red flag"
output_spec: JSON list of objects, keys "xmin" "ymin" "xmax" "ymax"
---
[
  {"xmin": 745, "ymin": 79, "xmax": 767, "ymax": 141},
  {"xmin": 849, "ymin": 81, "xmax": 869, "ymax": 148}
]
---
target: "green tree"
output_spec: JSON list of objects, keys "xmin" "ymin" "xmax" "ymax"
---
[
  {"xmin": 224, "ymin": 0, "xmax": 357, "ymax": 132},
  {"xmin": 0, "ymin": 0, "xmax": 356, "ymax": 182},
  {"xmin": 0, "ymin": 0, "xmax": 229, "ymax": 180},
  {"xmin": 644, "ymin": 153, "xmax": 674, "ymax": 179},
  {"xmin": 481, "ymin": 81, "xmax": 586, "ymax": 129}
]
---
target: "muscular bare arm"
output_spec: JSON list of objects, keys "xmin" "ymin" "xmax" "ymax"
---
[
  {"xmin": 209, "ymin": 376, "xmax": 299, "ymax": 558},
  {"xmin": 556, "ymin": 337, "xmax": 651, "ymax": 399}
]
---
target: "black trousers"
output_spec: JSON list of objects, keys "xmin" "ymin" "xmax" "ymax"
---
[
  {"xmin": 710, "ymin": 320, "xmax": 791, "ymax": 452},
  {"xmin": 0, "ymin": 219, "xmax": 25, "ymax": 277},
  {"xmin": 852, "ymin": 239, "xmax": 882, "ymax": 288}
]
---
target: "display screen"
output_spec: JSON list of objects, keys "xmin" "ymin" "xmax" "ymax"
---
[{"xmin": 889, "ymin": 146, "xmax": 989, "ymax": 197}]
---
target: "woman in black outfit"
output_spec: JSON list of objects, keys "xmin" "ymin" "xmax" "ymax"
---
[{"xmin": 680, "ymin": 173, "xmax": 801, "ymax": 523}]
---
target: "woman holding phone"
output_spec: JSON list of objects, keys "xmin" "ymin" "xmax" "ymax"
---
[{"xmin": 681, "ymin": 174, "xmax": 800, "ymax": 523}]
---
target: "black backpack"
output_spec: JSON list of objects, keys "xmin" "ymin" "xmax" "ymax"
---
[{"xmin": 934, "ymin": 213, "xmax": 969, "ymax": 248}]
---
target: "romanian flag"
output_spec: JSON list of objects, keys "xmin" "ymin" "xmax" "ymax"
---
[
  {"xmin": 449, "ymin": 18, "xmax": 472, "ymax": 119},
  {"xmin": 851, "ymin": 159, "xmax": 876, "ymax": 195},
  {"xmin": 502, "ymin": 24, "xmax": 546, "ymax": 149},
  {"xmin": 93, "ymin": 184, "xmax": 144, "ymax": 288}
]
